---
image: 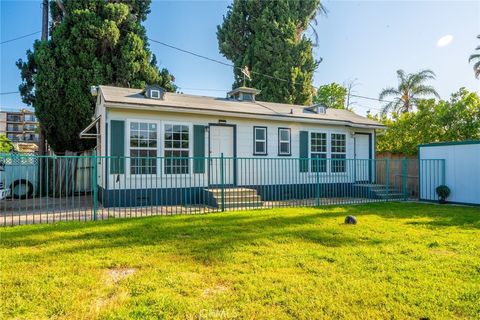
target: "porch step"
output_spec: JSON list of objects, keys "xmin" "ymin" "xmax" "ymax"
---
[
  {"xmin": 353, "ymin": 184, "xmax": 407, "ymax": 200},
  {"xmin": 204, "ymin": 188, "xmax": 263, "ymax": 209},
  {"xmin": 206, "ymin": 188, "xmax": 258, "ymax": 197}
]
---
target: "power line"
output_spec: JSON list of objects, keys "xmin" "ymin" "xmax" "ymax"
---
[
  {"xmin": 148, "ymin": 37, "xmax": 394, "ymax": 105},
  {"xmin": 0, "ymin": 91, "xmax": 20, "ymax": 95},
  {"xmin": 0, "ymin": 31, "xmax": 40, "ymax": 45},
  {"xmin": 148, "ymin": 38, "xmax": 233, "ymax": 68}
]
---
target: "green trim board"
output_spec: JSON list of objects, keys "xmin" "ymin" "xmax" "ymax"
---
[
  {"xmin": 193, "ymin": 125, "xmax": 206, "ymax": 173},
  {"xmin": 419, "ymin": 140, "xmax": 480, "ymax": 147},
  {"xmin": 299, "ymin": 131, "xmax": 309, "ymax": 172},
  {"xmin": 110, "ymin": 120, "xmax": 125, "ymax": 174}
]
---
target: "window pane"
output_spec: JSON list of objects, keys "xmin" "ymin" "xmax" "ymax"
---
[
  {"xmin": 255, "ymin": 128, "xmax": 265, "ymax": 140},
  {"xmin": 280, "ymin": 142, "xmax": 290, "ymax": 154},
  {"xmin": 331, "ymin": 134, "xmax": 346, "ymax": 153},
  {"xmin": 164, "ymin": 124, "xmax": 190, "ymax": 174},
  {"xmin": 331, "ymin": 154, "xmax": 346, "ymax": 173},
  {"xmin": 255, "ymin": 141, "xmax": 265, "ymax": 153},
  {"xmin": 311, "ymin": 153, "xmax": 327, "ymax": 173},
  {"xmin": 130, "ymin": 137, "xmax": 139, "ymax": 147},
  {"xmin": 280, "ymin": 129, "xmax": 289, "ymax": 141}
]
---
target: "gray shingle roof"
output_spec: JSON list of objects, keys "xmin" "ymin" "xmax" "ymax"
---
[{"xmin": 99, "ymin": 85, "xmax": 384, "ymax": 128}]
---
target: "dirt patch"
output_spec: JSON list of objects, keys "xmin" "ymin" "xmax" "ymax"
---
[
  {"xmin": 202, "ymin": 285, "xmax": 228, "ymax": 297},
  {"xmin": 430, "ymin": 249, "xmax": 455, "ymax": 256},
  {"xmin": 107, "ymin": 268, "xmax": 136, "ymax": 285}
]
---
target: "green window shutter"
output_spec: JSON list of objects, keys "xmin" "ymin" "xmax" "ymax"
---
[
  {"xmin": 193, "ymin": 125, "xmax": 206, "ymax": 173},
  {"xmin": 299, "ymin": 131, "xmax": 309, "ymax": 172},
  {"xmin": 110, "ymin": 120, "xmax": 125, "ymax": 174}
]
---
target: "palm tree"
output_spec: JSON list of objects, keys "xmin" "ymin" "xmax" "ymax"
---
[
  {"xmin": 469, "ymin": 35, "xmax": 480, "ymax": 79},
  {"xmin": 379, "ymin": 69, "xmax": 440, "ymax": 116}
]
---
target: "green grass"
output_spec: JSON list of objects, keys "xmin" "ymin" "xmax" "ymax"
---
[{"xmin": 1, "ymin": 202, "xmax": 479, "ymax": 319}]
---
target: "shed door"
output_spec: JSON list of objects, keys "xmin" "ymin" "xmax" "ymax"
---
[
  {"xmin": 354, "ymin": 134, "xmax": 370, "ymax": 182},
  {"xmin": 209, "ymin": 126, "xmax": 234, "ymax": 185}
]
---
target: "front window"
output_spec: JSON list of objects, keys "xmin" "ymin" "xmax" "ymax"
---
[
  {"xmin": 164, "ymin": 124, "xmax": 190, "ymax": 174},
  {"xmin": 278, "ymin": 128, "xmax": 291, "ymax": 155},
  {"xmin": 311, "ymin": 132, "xmax": 327, "ymax": 172},
  {"xmin": 331, "ymin": 133, "xmax": 346, "ymax": 173},
  {"xmin": 254, "ymin": 126, "xmax": 267, "ymax": 155},
  {"xmin": 129, "ymin": 122, "xmax": 157, "ymax": 174}
]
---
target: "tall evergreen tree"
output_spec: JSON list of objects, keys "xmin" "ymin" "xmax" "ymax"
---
[
  {"xmin": 17, "ymin": 0, "xmax": 176, "ymax": 153},
  {"xmin": 217, "ymin": 0, "xmax": 323, "ymax": 105}
]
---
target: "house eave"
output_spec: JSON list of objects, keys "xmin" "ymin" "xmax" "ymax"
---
[{"xmin": 102, "ymin": 101, "xmax": 385, "ymax": 129}]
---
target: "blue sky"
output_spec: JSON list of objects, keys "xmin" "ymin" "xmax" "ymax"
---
[{"xmin": 1, "ymin": 0, "xmax": 479, "ymax": 115}]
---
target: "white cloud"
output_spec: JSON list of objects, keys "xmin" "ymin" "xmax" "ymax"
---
[{"xmin": 437, "ymin": 35, "xmax": 453, "ymax": 47}]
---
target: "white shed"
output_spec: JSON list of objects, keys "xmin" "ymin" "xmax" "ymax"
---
[{"xmin": 419, "ymin": 141, "xmax": 480, "ymax": 205}]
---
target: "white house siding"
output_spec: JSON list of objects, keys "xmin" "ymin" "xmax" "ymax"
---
[
  {"xmin": 99, "ymin": 107, "xmax": 375, "ymax": 193},
  {"xmin": 419, "ymin": 142, "xmax": 480, "ymax": 205}
]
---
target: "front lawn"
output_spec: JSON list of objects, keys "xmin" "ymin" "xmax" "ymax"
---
[{"xmin": 1, "ymin": 203, "xmax": 479, "ymax": 319}]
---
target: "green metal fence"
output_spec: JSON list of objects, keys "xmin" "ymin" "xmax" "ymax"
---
[{"xmin": 0, "ymin": 154, "xmax": 445, "ymax": 226}]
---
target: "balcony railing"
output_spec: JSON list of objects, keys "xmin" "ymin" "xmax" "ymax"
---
[{"xmin": 6, "ymin": 116, "xmax": 23, "ymax": 122}]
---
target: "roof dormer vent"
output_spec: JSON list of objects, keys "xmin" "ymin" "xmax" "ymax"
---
[
  {"xmin": 227, "ymin": 86, "xmax": 261, "ymax": 102},
  {"xmin": 145, "ymin": 85, "xmax": 166, "ymax": 100},
  {"xmin": 304, "ymin": 103, "xmax": 327, "ymax": 114}
]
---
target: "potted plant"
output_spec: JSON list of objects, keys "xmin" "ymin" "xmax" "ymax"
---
[{"xmin": 435, "ymin": 185, "xmax": 450, "ymax": 204}]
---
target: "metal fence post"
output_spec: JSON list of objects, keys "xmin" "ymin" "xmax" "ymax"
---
[
  {"xmin": 385, "ymin": 158, "xmax": 389, "ymax": 202},
  {"xmin": 93, "ymin": 153, "xmax": 98, "ymax": 220},
  {"xmin": 315, "ymin": 157, "xmax": 320, "ymax": 207},
  {"xmin": 403, "ymin": 158, "xmax": 408, "ymax": 201},
  {"xmin": 220, "ymin": 153, "xmax": 225, "ymax": 212}
]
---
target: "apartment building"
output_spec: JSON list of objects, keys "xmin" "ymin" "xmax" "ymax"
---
[{"xmin": 0, "ymin": 108, "xmax": 39, "ymax": 152}]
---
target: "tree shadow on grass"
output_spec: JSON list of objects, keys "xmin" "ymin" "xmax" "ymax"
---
[
  {"xmin": 1, "ymin": 207, "xmax": 373, "ymax": 264},
  {"xmin": 2, "ymin": 202, "xmax": 478, "ymax": 265}
]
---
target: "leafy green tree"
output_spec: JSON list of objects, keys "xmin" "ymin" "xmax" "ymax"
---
[
  {"xmin": 469, "ymin": 35, "xmax": 480, "ymax": 79},
  {"xmin": 313, "ymin": 83, "xmax": 348, "ymax": 109},
  {"xmin": 379, "ymin": 69, "xmax": 439, "ymax": 116},
  {"xmin": 0, "ymin": 135, "xmax": 14, "ymax": 153},
  {"xmin": 17, "ymin": 0, "xmax": 176, "ymax": 153},
  {"xmin": 217, "ymin": 0, "xmax": 324, "ymax": 105},
  {"xmin": 372, "ymin": 88, "xmax": 480, "ymax": 155}
]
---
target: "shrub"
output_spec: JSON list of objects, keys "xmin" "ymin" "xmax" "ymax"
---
[{"xmin": 436, "ymin": 185, "xmax": 451, "ymax": 201}]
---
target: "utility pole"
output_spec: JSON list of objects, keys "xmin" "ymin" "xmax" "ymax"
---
[
  {"xmin": 39, "ymin": 0, "xmax": 48, "ymax": 157},
  {"xmin": 42, "ymin": 0, "xmax": 48, "ymax": 41}
]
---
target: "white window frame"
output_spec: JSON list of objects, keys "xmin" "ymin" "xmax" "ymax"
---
[
  {"xmin": 150, "ymin": 89, "xmax": 161, "ymax": 99},
  {"xmin": 127, "ymin": 120, "xmax": 159, "ymax": 176},
  {"xmin": 123, "ymin": 119, "xmax": 194, "ymax": 178},
  {"xmin": 253, "ymin": 126, "xmax": 267, "ymax": 155},
  {"xmin": 278, "ymin": 128, "xmax": 291, "ymax": 156},
  {"xmin": 310, "ymin": 131, "xmax": 328, "ymax": 173},
  {"xmin": 163, "ymin": 121, "xmax": 192, "ymax": 176},
  {"xmin": 330, "ymin": 133, "xmax": 347, "ymax": 173}
]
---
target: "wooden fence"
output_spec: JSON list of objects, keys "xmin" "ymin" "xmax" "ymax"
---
[{"xmin": 376, "ymin": 153, "xmax": 419, "ymax": 198}]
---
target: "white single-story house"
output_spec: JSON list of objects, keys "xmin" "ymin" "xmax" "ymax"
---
[{"xmin": 83, "ymin": 84, "xmax": 385, "ymax": 207}]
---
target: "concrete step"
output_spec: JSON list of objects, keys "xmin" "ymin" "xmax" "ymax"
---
[
  {"xmin": 212, "ymin": 194, "xmax": 262, "ymax": 203},
  {"xmin": 204, "ymin": 187, "xmax": 263, "ymax": 209},
  {"xmin": 375, "ymin": 193, "xmax": 405, "ymax": 199},
  {"xmin": 206, "ymin": 188, "xmax": 258, "ymax": 197}
]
